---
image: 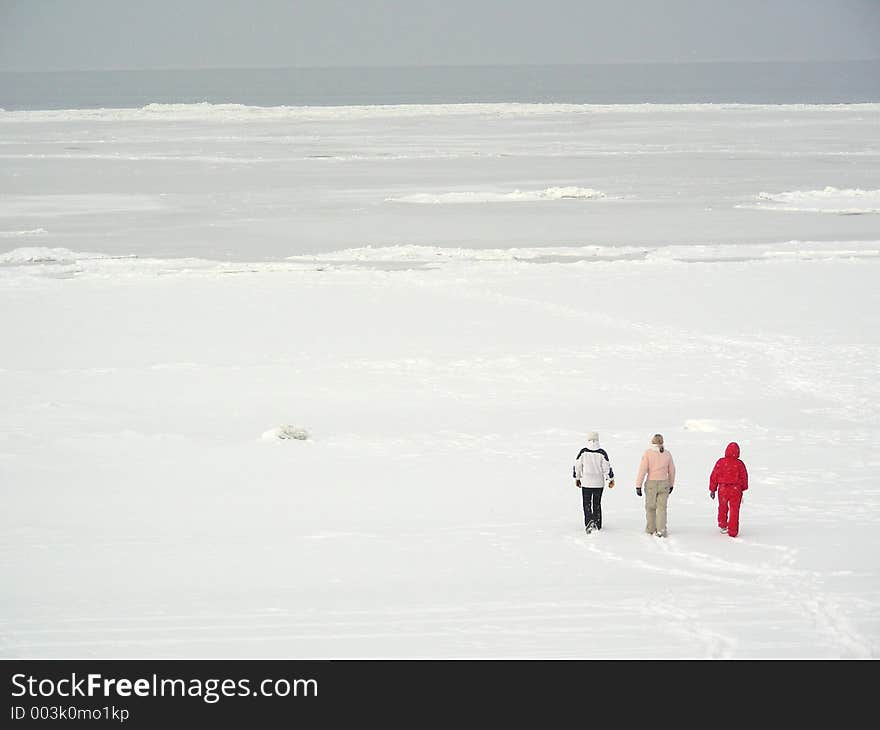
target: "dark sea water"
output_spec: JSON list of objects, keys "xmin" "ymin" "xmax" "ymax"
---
[{"xmin": 1, "ymin": 60, "xmax": 879, "ymax": 110}]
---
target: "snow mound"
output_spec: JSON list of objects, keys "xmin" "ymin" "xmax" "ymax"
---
[
  {"xmin": 0, "ymin": 228, "xmax": 49, "ymax": 239},
  {"xmin": 739, "ymin": 187, "xmax": 880, "ymax": 214},
  {"xmin": 262, "ymin": 425, "xmax": 310, "ymax": 441},
  {"xmin": 287, "ymin": 243, "xmax": 645, "ymax": 264},
  {"xmin": 386, "ymin": 187, "xmax": 607, "ymax": 204},
  {"xmin": 0, "ymin": 246, "xmax": 106, "ymax": 265},
  {"xmin": 683, "ymin": 419, "xmax": 720, "ymax": 432},
  {"xmin": 683, "ymin": 418, "xmax": 769, "ymax": 437},
  {"xmin": 5, "ymin": 102, "xmax": 880, "ymax": 124}
]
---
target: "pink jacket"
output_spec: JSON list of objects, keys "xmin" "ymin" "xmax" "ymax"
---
[{"xmin": 636, "ymin": 446, "xmax": 675, "ymax": 487}]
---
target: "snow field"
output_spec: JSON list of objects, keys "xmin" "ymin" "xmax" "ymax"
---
[
  {"xmin": 2, "ymin": 101, "xmax": 878, "ymax": 657},
  {"xmin": 1, "ymin": 250, "xmax": 877, "ymax": 657}
]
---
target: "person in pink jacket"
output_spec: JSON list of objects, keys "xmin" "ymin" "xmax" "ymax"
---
[
  {"xmin": 635, "ymin": 433, "xmax": 676, "ymax": 537},
  {"xmin": 709, "ymin": 442, "xmax": 749, "ymax": 537}
]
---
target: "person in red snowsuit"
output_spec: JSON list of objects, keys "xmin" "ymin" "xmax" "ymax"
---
[{"xmin": 709, "ymin": 442, "xmax": 749, "ymax": 537}]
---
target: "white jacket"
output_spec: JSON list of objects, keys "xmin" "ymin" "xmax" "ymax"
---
[{"xmin": 573, "ymin": 439, "xmax": 614, "ymax": 488}]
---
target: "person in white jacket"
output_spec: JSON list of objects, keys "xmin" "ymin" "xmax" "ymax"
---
[{"xmin": 573, "ymin": 431, "xmax": 615, "ymax": 533}]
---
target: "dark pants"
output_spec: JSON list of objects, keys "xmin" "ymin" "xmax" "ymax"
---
[{"xmin": 581, "ymin": 487, "xmax": 604, "ymax": 529}]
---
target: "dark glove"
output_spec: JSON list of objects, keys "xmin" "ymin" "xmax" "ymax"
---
[
  {"xmin": 668, "ymin": 486, "xmax": 674, "ymax": 495},
  {"xmin": 710, "ymin": 491, "xmax": 716, "ymax": 500},
  {"xmin": 636, "ymin": 487, "xmax": 642, "ymax": 497}
]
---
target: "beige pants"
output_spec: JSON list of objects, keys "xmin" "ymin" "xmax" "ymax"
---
[{"xmin": 644, "ymin": 479, "xmax": 670, "ymax": 535}]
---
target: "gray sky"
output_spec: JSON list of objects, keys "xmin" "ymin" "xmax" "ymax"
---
[{"xmin": 1, "ymin": 0, "xmax": 878, "ymax": 71}]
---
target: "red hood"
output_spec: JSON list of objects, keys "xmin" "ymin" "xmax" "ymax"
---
[{"xmin": 725, "ymin": 442, "xmax": 740, "ymax": 459}]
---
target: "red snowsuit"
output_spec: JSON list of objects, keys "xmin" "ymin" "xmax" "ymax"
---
[{"xmin": 709, "ymin": 442, "xmax": 749, "ymax": 537}]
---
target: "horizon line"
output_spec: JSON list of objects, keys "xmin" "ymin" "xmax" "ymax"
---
[{"xmin": 2, "ymin": 57, "xmax": 880, "ymax": 74}]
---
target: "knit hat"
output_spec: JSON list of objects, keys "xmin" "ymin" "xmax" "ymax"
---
[{"xmin": 587, "ymin": 431, "xmax": 599, "ymax": 441}]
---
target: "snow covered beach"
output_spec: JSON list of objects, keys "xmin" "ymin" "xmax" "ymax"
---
[{"xmin": 1, "ymin": 103, "xmax": 878, "ymax": 658}]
